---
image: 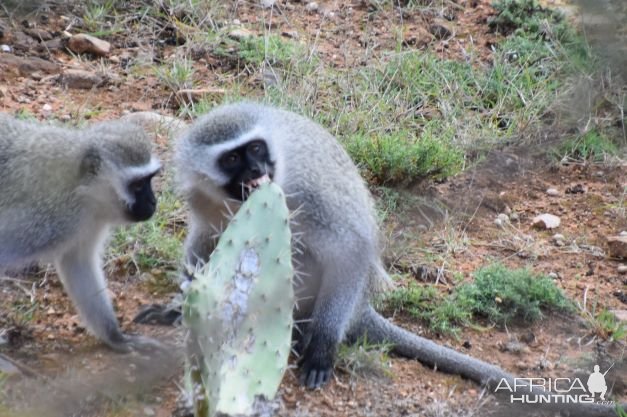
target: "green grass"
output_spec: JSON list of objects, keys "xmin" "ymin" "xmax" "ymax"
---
[
  {"xmin": 383, "ymin": 263, "xmax": 574, "ymax": 336},
  {"xmin": 155, "ymin": 59, "xmax": 195, "ymax": 93},
  {"xmin": 455, "ymin": 263, "xmax": 574, "ymax": 325},
  {"xmin": 336, "ymin": 336, "xmax": 393, "ymax": 379},
  {"xmin": 108, "ymin": 185, "xmax": 184, "ymax": 276},
  {"xmin": 556, "ymin": 129, "xmax": 619, "ymax": 162},
  {"xmin": 238, "ymin": 35, "xmax": 303, "ymax": 67},
  {"xmin": 589, "ymin": 309, "xmax": 627, "ymax": 343},
  {"xmin": 260, "ymin": 4, "xmax": 594, "ymax": 184}
]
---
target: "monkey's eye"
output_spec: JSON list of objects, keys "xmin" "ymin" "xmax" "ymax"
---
[
  {"xmin": 248, "ymin": 143, "xmax": 261, "ymax": 154},
  {"xmin": 129, "ymin": 177, "xmax": 149, "ymax": 193},
  {"xmin": 220, "ymin": 153, "xmax": 240, "ymax": 169}
]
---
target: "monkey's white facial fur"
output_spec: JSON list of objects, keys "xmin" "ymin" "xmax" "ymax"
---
[
  {"xmin": 83, "ymin": 156, "xmax": 161, "ymax": 223},
  {"xmin": 177, "ymin": 123, "xmax": 282, "ymax": 202}
]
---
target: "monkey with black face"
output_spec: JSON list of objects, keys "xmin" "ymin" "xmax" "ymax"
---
[
  {"xmin": 0, "ymin": 114, "xmax": 161, "ymax": 352},
  {"xmin": 136, "ymin": 102, "xmax": 518, "ymax": 389}
]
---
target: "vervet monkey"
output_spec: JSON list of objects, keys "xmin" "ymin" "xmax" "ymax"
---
[{"xmin": 0, "ymin": 114, "xmax": 161, "ymax": 352}]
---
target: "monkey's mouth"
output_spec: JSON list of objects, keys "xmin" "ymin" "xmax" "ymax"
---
[{"xmin": 242, "ymin": 174, "xmax": 271, "ymax": 198}]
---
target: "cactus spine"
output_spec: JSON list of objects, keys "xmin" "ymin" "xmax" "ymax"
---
[{"xmin": 183, "ymin": 182, "xmax": 294, "ymax": 417}]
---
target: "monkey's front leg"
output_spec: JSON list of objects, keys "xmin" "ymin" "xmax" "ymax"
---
[
  {"xmin": 56, "ymin": 246, "xmax": 161, "ymax": 352},
  {"xmin": 299, "ymin": 247, "xmax": 370, "ymax": 389},
  {"xmin": 133, "ymin": 220, "xmax": 219, "ymax": 326}
]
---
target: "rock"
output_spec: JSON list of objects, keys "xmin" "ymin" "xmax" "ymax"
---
[
  {"xmin": 60, "ymin": 69, "xmax": 104, "ymax": 89},
  {"xmin": 611, "ymin": 310, "xmax": 627, "ymax": 322},
  {"xmin": 402, "ymin": 27, "xmax": 433, "ymax": 49},
  {"xmin": 176, "ymin": 87, "xmax": 225, "ymax": 103},
  {"xmin": 0, "ymin": 355, "xmax": 21, "ymax": 376},
  {"xmin": 120, "ymin": 111, "xmax": 187, "ymax": 138},
  {"xmin": 565, "ymin": 184, "xmax": 586, "ymax": 194},
  {"xmin": 618, "ymin": 265, "xmax": 627, "ymax": 275},
  {"xmin": 532, "ymin": 213, "xmax": 560, "ymax": 230},
  {"xmin": 548, "ymin": 272, "xmax": 559, "ymax": 279},
  {"xmin": 228, "ymin": 28, "xmax": 254, "ymax": 41},
  {"xmin": 620, "ymin": 231, "xmax": 627, "ymax": 237},
  {"xmin": 67, "ymin": 33, "xmax": 111, "ymax": 56},
  {"xmin": 0, "ymin": 54, "xmax": 60, "ymax": 76},
  {"xmin": 552, "ymin": 233, "xmax": 565, "ymax": 246},
  {"xmin": 282, "ymin": 30, "xmax": 299, "ymax": 39},
  {"xmin": 546, "ymin": 188, "xmax": 559, "ymax": 196},
  {"xmin": 1, "ymin": 44, "xmax": 11, "ymax": 52},
  {"xmin": 261, "ymin": 0, "xmax": 275, "ymax": 8},
  {"xmin": 24, "ymin": 27, "xmax": 53, "ymax": 41},
  {"xmin": 429, "ymin": 23, "xmax": 452, "ymax": 40},
  {"xmin": 305, "ymin": 1, "xmax": 319, "ymax": 12},
  {"xmin": 607, "ymin": 235, "xmax": 627, "ymax": 259}
]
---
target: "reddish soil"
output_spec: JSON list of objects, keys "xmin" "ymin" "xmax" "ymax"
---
[{"xmin": 0, "ymin": 1, "xmax": 625, "ymax": 416}]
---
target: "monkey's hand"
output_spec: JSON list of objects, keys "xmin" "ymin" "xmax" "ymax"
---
[
  {"xmin": 298, "ymin": 333, "xmax": 336, "ymax": 389},
  {"xmin": 133, "ymin": 304, "xmax": 183, "ymax": 326}
]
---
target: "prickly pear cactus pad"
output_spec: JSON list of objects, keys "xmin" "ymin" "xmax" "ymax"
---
[{"xmin": 183, "ymin": 182, "xmax": 294, "ymax": 417}]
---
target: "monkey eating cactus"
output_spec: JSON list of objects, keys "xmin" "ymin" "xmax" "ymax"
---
[{"xmin": 183, "ymin": 181, "xmax": 294, "ymax": 417}]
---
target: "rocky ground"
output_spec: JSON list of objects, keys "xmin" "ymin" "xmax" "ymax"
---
[{"xmin": 0, "ymin": 1, "xmax": 625, "ymax": 416}]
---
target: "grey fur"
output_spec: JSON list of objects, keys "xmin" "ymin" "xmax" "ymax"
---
[
  {"xmin": 169, "ymin": 103, "xmax": 622, "ymax": 415},
  {"xmin": 0, "ymin": 114, "xmax": 161, "ymax": 352}
]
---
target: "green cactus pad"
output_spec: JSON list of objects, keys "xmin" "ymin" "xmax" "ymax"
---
[{"xmin": 183, "ymin": 182, "xmax": 294, "ymax": 417}]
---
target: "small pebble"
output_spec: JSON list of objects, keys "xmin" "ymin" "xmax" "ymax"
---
[
  {"xmin": 548, "ymin": 272, "xmax": 559, "ymax": 279},
  {"xmin": 546, "ymin": 188, "xmax": 559, "ymax": 196},
  {"xmin": 618, "ymin": 265, "xmax": 627, "ymax": 275},
  {"xmin": 305, "ymin": 1, "xmax": 319, "ymax": 12},
  {"xmin": 1, "ymin": 44, "xmax": 11, "ymax": 53}
]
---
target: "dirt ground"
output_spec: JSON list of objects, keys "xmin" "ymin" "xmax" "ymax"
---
[{"xmin": 0, "ymin": 1, "xmax": 625, "ymax": 416}]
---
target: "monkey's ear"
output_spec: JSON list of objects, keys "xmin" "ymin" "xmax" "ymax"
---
[{"xmin": 80, "ymin": 147, "xmax": 102, "ymax": 179}]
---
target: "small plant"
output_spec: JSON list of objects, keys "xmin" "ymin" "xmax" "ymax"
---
[
  {"xmin": 336, "ymin": 336, "xmax": 392, "ymax": 379},
  {"xmin": 345, "ymin": 129, "xmax": 463, "ymax": 185},
  {"xmin": 238, "ymin": 35, "xmax": 301, "ymax": 67},
  {"xmin": 83, "ymin": 0, "xmax": 118, "ymax": 34},
  {"xmin": 557, "ymin": 129, "xmax": 619, "ymax": 163},
  {"xmin": 489, "ymin": 0, "xmax": 563, "ymax": 36},
  {"xmin": 383, "ymin": 264, "xmax": 573, "ymax": 336},
  {"xmin": 456, "ymin": 263, "xmax": 574, "ymax": 326},
  {"xmin": 155, "ymin": 58, "xmax": 196, "ymax": 94},
  {"xmin": 589, "ymin": 309, "xmax": 626, "ymax": 342},
  {"xmin": 382, "ymin": 282, "xmax": 472, "ymax": 336}
]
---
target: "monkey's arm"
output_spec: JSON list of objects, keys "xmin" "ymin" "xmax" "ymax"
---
[
  {"xmin": 56, "ymin": 244, "xmax": 159, "ymax": 351},
  {"xmin": 134, "ymin": 206, "xmax": 224, "ymax": 325},
  {"xmin": 299, "ymin": 239, "xmax": 371, "ymax": 389}
]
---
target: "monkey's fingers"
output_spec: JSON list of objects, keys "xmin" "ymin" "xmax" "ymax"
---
[
  {"xmin": 133, "ymin": 304, "xmax": 182, "ymax": 326},
  {"xmin": 299, "ymin": 343, "xmax": 334, "ymax": 389}
]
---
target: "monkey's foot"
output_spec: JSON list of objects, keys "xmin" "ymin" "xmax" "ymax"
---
[
  {"xmin": 133, "ymin": 304, "xmax": 182, "ymax": 326},
  {"xmin": 299, "ymin": 347, "xmax": 334, "ymax": 389},
  {"xmin": 107, "ymin": 333, "xmax": 167, "ymax": 353}
]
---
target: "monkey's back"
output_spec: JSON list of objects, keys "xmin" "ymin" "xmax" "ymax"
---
[{"xmin": 0, "ymin": 115, "xmax": 86, "ymax": 265}]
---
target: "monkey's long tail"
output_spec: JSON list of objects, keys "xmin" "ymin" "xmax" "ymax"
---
[{"xmin": 349, "ymin": 305, "xmax": 621, "ymax": 417}]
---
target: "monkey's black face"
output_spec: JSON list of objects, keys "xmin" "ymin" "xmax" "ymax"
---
[
  {"xmin": 219, "ymin": 139, "xmax": 275, "ymax": 201},
  {"xmin": 126, "ymin": 173, "xmax": 158, "ymax": 222}
]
